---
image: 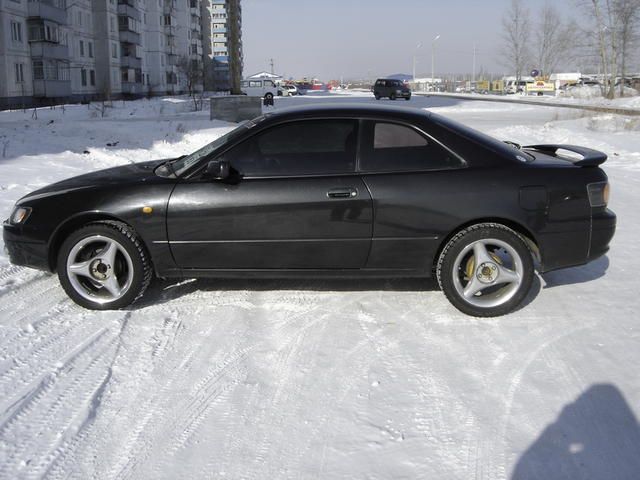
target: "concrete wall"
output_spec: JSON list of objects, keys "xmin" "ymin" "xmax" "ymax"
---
[{"xmin": 210, "ymin": 95, "xmax": 261, "ymax": 122}]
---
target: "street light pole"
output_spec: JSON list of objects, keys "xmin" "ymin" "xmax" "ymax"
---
[
  {"xmin": 431, "ymin": 34, "xmax": 440, "ymax": 92},
  {"xmin": 413, "ymin": 42, "xmax": 422, "ymax": 83}
]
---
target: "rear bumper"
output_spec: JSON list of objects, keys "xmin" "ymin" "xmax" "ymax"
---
[
  {"xmin": 589, "ymin": 208, "xmax": 616, "ymax": 261},
  {"xmin": 3, "ymin": 223, "xmax": 50, "ymax": 271}
]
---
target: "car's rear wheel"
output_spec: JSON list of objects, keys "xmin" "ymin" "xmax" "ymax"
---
[
  {"xmin": 374, "ymin": 93, "xmax": 380, "ymax": 100},
  {"xmin": 57, "ymin": 221, "xmax": 152, "ymax": 310},
  {"xmin": 436, "ymin": 223, "xmax": 534, "ymax": 317},
  {"xmin": 405, "ymin": 96, "xmax": 411, "ymax": 101}
]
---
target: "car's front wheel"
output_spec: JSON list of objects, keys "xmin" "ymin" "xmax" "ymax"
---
[
  {"xmin": 436, "ymin": 223, "xmax": 534, "ymax": 317},
  {"xmin": 390, "ymin": 92, "xmax": 397, "ymax": 100},
  {"xmin": 57, "ymin": 221, "xmax": 152, "ymax": 310}
]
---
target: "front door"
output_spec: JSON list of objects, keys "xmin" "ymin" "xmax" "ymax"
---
[{"xmin": 167, "ymin": 119, "xmax": 373, "ymax": 270}]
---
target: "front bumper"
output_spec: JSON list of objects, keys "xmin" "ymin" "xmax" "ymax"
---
[{"xmin": 3, "ymin": 222, "xmax": 50, "ymax": 271}]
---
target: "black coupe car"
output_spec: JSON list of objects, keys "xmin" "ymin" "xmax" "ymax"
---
[{"xmin": 3, "ymin": 104, "xmax": 616, "ymax": 316}]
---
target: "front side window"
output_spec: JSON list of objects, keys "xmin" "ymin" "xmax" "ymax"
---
[
  {"xmin": 222, "ymin": 120, "xmax": 358, "ymax": 177},
  {"xmin": 361, "ymin": 121, "xmax": 462, "ymax": 172}
]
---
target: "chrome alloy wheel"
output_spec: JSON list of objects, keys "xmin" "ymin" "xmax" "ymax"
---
[
  {"xmin": 451, "ymin": 238, "xmax": 523, "ymax": 309},
  {"xmin": 66, "ymin": 235, "xmax": 134, "ymax": 304}
]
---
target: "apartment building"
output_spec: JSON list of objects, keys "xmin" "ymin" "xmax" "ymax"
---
[
  {"xmin": 201, "ymin": 0, "xmax": 242, "ymax": 93},
  {"xmin": 0, "ymin": 0, "xmax": 242, "ymax": 109}
]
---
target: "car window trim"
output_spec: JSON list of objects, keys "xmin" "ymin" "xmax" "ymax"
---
[{"xmin": 358, "ymin": 117, "xmax": 468, "ymax": 174}]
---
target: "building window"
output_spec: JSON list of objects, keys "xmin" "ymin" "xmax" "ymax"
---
[
  {"xmin": 79, "ymin": 40, "xmax": 84, "ymax": 56},
  {"xmin": 112, "ymin": 42, "xmax": 118, "ymax": 58},
  {"xmin": 88, "ymin": 42, "xmax": 93, "ymax": 58},
  {"xmin": 10, "ymin": 21, "xmax": 23, "ymax": 43},
  {"xmin": 33, "ymin": 60, "xmax": 44, "ymax": 80},
  {"xmin": 15, "ymin": 63, "xmax": 25, "ymax": 84},
  {"xmin": 29, "ymin": 24, "xmax": 60, "ymax": 43},
  {"xmin": 90, "ymin": 69, "xmax": 95, "ymax": 86},
  {"xmin": 81, "ymin": 68, "xmax": 87, "ymax": 86},
  {"xmin": 110, "ymin": 16, "xmax": 115, "ymax": 32}
]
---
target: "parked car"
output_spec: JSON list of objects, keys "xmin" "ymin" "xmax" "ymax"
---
[
  {"xmin": 4, "ymin": 104, "xmax": 615, "ymax": 316},
  {"xmin": 240, "ymin": 78, "xmax": 278, "ymax": 100},
  {"xmin": 278, "ymin": 84, "xmax": 298, "ymax": 96},
  {"xmin": 373, "ymin": 78, "xmax": 411, "ymax": 100}
]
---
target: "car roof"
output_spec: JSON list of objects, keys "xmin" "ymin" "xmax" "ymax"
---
[{"xmin": 261, "ymin": 103, "xmax": 430, "ymax": 123}]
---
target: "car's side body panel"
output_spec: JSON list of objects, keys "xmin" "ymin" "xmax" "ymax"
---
[{"xmin": 166, "ymin": 175, "xmax": 373, "ymax": 270}]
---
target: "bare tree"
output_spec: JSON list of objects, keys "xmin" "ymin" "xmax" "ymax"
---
[
  {"xmin": 501, "ymin": 0, "xmax": 532, "ymax": 83},
  {"xmin": 615, "ymin": 0, "xmax": 640, "ymax": 96},
  {"xmin": 176, "ymin": 55, "xmax": 205, "ymax": 110},
  {"xmin": 578, "ymin": 0, "xmax": 640, "ymax": 98},
  {"xmin": 535, "ymin": 5, "xmax": 577, "ymax": 77}
]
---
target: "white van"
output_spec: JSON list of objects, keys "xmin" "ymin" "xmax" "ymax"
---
[{"xmin": 240, "ymin": 79, "xmax": 278, "ymax": 99}]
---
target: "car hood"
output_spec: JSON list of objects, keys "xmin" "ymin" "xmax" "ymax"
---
[{"xmin": 18, "ymin": 159, "xmax": 172, "ymax": 204}]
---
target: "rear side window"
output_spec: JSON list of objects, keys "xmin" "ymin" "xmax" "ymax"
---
[
  {"xmin": 360, "ymin": 121, "xmax": 463, "ymax": 172},
  {"xmin": 222, "ymin": 119, "xmax": 358, "ymax": 176}
]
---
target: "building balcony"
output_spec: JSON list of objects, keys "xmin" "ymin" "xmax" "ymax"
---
[
  {"xmin": 213, "ymin": 28, "xmax": 227, "ymax": 34},
  {"xmin": 190, "ymin": 7, "xmax": 200, "ymax": 17},
  {"xmin": 27, "ymin": 1, "xmax": 68, "ymax": 25},
  {"xmin": 121, "ymin": 81, "xmax": 144, "ymax": 94},
  {"xmin": 33, "ymin": 79, "xmax": 71, "ymax": 98},
  {"xmin": 29, "ymin": 41, "xmax": 69, "ymax": 60},
  {"xmin": 167, "ymin": 55, "xmax": 180, "ymax": 66},
  {"xmin": 121, "ymin": 56, "xmax": 142, "ymax": 69},
  {"xmin": 119, "ymin": 30, "xmax": 141, "ymax": 45},
  {"xmin": 117, "ymin": 4, "xmax": 141, "ymax": 21}
]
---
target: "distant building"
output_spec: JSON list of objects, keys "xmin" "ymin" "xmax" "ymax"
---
[
  {"xmin": 246, "ymin": 71, "xmax": 282, "ymax": 82},
  {"xmin": 202, "ymin": 0, "xmax": 242, "ymax": 93},
  {"xmin": 0, "ymin": 0, "xmax": 242, "ymax": 110}
]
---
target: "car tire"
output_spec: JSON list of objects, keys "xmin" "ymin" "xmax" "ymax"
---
[
  {"xmin": 405, "ymin": 96, "xmax": 411, "ymax": 101},
  {"xmin": 374, "ymin": 93, "xmax": 380, "ymax": 100},
  {"xmin": 57, "ymin": 221, "xmax": 152, "ymax": 310},
  {"xmin": 436, "ymin": 223, "xmax": 534, "ymax": 317},
  {"xmin": 264, "ymin": 92, "xmax": 274, "ymax": 101},
  {"xmin": 390, "ymin": 92, "xmax": 397, "ymax": 100}
]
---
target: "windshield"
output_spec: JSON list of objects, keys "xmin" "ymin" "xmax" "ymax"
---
[{"xmin": 161, "ymin": 115, "xmax": 268, "ymax": 177}]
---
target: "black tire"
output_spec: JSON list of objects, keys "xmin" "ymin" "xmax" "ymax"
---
[
  {"xmin": 374, "ymin": 93, "xmax": 381, "ymax": 100},
  {"xmin": 390, "ymin": 92, "xmax": 397, "ymax": 100},
  {"xmin": 405, "ymin": 96, "xmax": 411, "ymax": 101},
  {"xmin": 57, "ymin": 221, "xmax": 152, "ymax": 310},
  {"xmin": 264, "ymin": 92, "xmax": 274, "ymax": 101},
  {"xmin": 436, "ymin": 223, "xmax": 534, "ymax": 317}
]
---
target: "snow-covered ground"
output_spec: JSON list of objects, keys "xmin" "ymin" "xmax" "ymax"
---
[{"xmin": 0, "ymin": 94, "xmax": 639, "ymax": 480}]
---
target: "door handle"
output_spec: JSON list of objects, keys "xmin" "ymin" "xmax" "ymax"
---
[{"xmin": 327, "ymin": 188, "xmax": 358, "ymax": 199}]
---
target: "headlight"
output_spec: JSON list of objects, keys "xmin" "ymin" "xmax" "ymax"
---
[{"xmin": 10, "ymin": 206, "xmax": 31, "ymax": 225}]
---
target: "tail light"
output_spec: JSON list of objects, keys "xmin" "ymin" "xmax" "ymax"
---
[{"xmin": 587, "ymin": 181, "xmax": 609, "ymax": 207}]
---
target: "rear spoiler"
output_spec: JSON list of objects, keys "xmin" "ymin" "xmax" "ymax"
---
[{"xmin": 523, "ymin": 144, "xmax": 607, "ymax": 167}]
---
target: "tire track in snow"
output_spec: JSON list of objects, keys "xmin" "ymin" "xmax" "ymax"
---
[
  {"xmin": 120, "ymin": 291, "xmax": 346, "ymax": 480},
  {"xmin": 0, "ymin": 322, "xmax": 122, "ymax": 479}
]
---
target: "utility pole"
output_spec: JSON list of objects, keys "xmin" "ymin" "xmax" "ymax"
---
[
  {"xmin": 431, "ymin": 35, "xmax": 440, "ymax": 92},
  {"xmin": 270, "ymin": 58, "xmax": 274, "ymax": 74},
  {"xmin": 472, "ymin": 43, "xmax": 477, "ymax": 87}
]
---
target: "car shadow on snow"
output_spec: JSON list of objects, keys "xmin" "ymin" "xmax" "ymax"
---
[
  {"xmin": 511, "ymin": 383, "xmax": 640, "ymax": 480},
  {"xmin": 133, "ymin": 276, "xmax": 441, "ymax": 309},
  {"xmin": 540, "ymin": 255, "xmax": 609, "ymax": 289}
]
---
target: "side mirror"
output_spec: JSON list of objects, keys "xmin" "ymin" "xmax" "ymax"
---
[{"xmin": 204, "ymin": 159, "xmax": 230, "ymax": 180}]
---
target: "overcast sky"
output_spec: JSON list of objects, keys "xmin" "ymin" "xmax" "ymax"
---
[{"xmin": 242, "ymin": 0, "xmax": 577, "ymax": 81}]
